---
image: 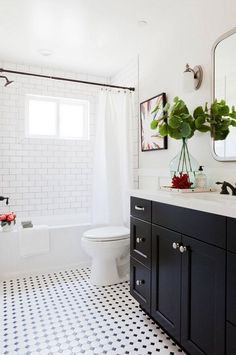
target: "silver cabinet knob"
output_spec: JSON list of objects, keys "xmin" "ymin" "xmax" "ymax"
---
[
  {"xmin": 172, "ymin": 242, "xmax": 180, "ymax": 250},
  {"xmin": 136, "ymin": 280, "xmax": 144, "ymax": 286},
  {"xmin": 136, "ymin": 237, "xmax": 145, "ymax": 243},
  {"xmin": 134, "ymin": 205, "xmax": 145, "ymax": 211},
  {"xmin": 179, "ymin": 245, "xmax": 187, "ymax": 253}
]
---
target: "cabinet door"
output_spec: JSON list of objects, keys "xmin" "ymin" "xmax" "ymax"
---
[
  {"xmin": 151, "ymin": 225, "xmax": 181, "ymax": 342},
  {"xmin": 227, "ymin": 251, "xmax": 236, "ymax": 325},
  {"xmin": 227, "ymin": 218, "xmax": 236, "ymax": 253},
  {"xmin": 181, "ymin": 235, "xmax": 225, "ymax": 355},
  {"xmin": 130, "ymin": 217, "xmax": 151, "ymax": 268},
  {"xmin": 226, "ymin": 322, "xmax": 236, "ymax": 355},
  {"xmin": 130, "ymin": 257, "xmax": 151, "ymax": 313}
]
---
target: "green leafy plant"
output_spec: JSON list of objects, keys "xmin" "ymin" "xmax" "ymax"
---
[
  {"xmin": 150, "ymin": 97, "xmax": 236, "ymax": 183},
  {"xmin": 150, "ymin": 97, "xmax": 196, "ymax": 140},
  {"xmin": 150, "ymin": 97, "xmax": 236, "ymax": 141},
  {"xmin": 193, "ymin": 100, "xmax": 236, "ymax": 140}
]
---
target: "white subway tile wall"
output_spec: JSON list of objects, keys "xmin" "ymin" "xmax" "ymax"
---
[{"xmin": 0, "ymin": 61, "xmax": 109, "ymax": 218}]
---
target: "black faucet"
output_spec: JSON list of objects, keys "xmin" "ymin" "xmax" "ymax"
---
[
  {"xmin": 0, "ymin": 196, "xmax": 9, "ymax": 205},
  {"xmin": 216, "ymin": 181, "xmax": 236, "ymax": 196}
]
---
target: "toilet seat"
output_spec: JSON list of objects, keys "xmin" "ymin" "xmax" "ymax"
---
[{"xmin": 83, "ymin": 226, "xmax": 130, "ymax": 242}]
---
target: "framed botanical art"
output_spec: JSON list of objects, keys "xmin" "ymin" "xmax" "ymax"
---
[{"xmin": 140, "ymin": 92, "xmax": 167, "ymax": 151}]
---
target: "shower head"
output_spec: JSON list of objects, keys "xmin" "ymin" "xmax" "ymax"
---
[{"xmin": 0, "ymin": 75, "xmax": 14, "ymax": 87}]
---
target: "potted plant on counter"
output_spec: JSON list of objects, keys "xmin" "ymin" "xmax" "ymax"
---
[
  {"xmin": 0, "ymin": 212, "xmax": 16, "ymax": 232},
  {"xmin": 151, "ymin": 97, "xmax": 198, "ymax": 187},
  {"xmin": 150, "ymin": 97, "xmax": 236, "ymax": 188}
]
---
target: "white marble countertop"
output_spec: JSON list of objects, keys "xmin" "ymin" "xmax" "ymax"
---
[{"xmin": 130, "ymin": 189, "xmax": 236, "ymax": 219}]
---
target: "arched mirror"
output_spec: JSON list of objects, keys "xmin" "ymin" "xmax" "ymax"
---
[{"xmin": 212, "ymin": 27, "xmax": 236, "ymax": 161}]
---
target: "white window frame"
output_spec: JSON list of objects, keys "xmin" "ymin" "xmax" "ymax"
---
[{"xmin": 25, "ymin": 94, "xmax": 90, "ymax": 140}]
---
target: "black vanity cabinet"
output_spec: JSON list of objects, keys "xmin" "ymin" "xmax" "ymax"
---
[
  {"xmin": 226, "ymin": 218, "xmax": 236, "ymax": 355},
  {"xmin": 130, "ymin": 196, "xmax": 227, "ymax": 355}
]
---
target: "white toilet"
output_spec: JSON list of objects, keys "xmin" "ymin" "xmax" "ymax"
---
[{"xmin": 82, "ymin": 226, "xmax": 130, "ymax": 286}]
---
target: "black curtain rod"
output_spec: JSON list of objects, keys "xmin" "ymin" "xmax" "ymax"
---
[{"xmin": 0, "ymin": 68, "xmax": 135, "ymax": 91}]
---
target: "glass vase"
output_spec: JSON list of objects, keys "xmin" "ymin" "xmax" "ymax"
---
[{"xmin": 169, "ymin": 138, "xmax": 199, "ymax": 187}]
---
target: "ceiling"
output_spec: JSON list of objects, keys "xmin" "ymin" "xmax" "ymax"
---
[{"xmin": 0, "ymin": 0, "xmax": 168, "ymax": 77}]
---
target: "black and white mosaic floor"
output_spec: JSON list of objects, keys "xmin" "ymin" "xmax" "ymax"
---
[{"xmin": 0, "ymin": 267, "xmax": 185, "ymax": 355}]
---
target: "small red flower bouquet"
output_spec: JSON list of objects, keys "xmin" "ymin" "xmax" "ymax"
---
[
  {"xmin": 0, "ymin": 212, "xmax": 17, "ymax": 228},
  {"xmin": 171, "ymin": 173, "xmax": 192, "ymax": 189}
]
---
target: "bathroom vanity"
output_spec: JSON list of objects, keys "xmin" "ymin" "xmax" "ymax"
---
[{"xmin": 130, "ymin": 190, "xmax": 236, "ymax": 355}]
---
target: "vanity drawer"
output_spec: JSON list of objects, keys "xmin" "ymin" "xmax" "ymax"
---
[
  {"xmin": 130, "ymin": 217, "xmax": 151, "ymax": 268},
  {"xmin": 130, "ymin": 257, "xmax": 151, "ymax": 313},
  {"xmin": 152, "ymin": 202, "xmax": 226, "ymax": 248},
  {"xmin": 131, "ymin": 197, "xmax": 151, "ymax": 222},
  {"xmin": 227, "ymin": 218, "xmax": 236, "ymax": 254}
]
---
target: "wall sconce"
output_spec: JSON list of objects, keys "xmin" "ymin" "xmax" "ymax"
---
[{"xmin": 183, "ymin": 63, "xmax": 203, "ymax": 91}]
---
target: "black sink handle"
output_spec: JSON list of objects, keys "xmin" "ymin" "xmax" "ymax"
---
[{"xmin": 216, "ymin": 181, "xmax": 236, "ymax": 196}]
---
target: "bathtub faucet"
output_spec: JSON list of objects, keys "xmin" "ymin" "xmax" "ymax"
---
[{"xmin": 0, "ymin": 196, "xmax": 9, "ymax": 205}]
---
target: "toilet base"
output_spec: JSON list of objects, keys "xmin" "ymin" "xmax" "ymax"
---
[
  {"xmin": 90, "ymin": 258, "xmax": 129, "ymax": 286},
  {"xmin": 81, "ymin": 228, "xmax": 130, "ymax": 287}
]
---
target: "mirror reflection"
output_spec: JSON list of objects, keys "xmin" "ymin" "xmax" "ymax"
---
[{"xmin": 213, "ymin": 29, "xmax": 236, "ymax": 160}]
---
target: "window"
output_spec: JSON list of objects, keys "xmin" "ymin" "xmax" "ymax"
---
[{"xmin": 26, "ymin": 95, "xmax": 89, "ymax": 139}]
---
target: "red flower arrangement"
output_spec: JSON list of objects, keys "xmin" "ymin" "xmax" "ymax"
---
[
  {"xmin": 171, "ymin": 173, "xmax": 192, "ymax": 189},
  {"xmin": 0, "ymin": 212, "xmax": 16, "ymax": 227}
]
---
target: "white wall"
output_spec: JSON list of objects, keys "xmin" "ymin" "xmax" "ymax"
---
[
  {"xmin": 137, "ymin": 0, "xmax": 236, "ymax": 189},
  {"xmin": 1, "ymin": 0, "xmax": 236, "ymax": 217},
  {"xmin": 0, "ymin": 61, "xmax": 108, "ymax": 217}
]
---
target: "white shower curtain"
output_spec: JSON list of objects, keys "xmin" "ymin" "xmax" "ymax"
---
[{"xmin": 92, "ymin": 90, "xmax": 134, "ymax": 227}]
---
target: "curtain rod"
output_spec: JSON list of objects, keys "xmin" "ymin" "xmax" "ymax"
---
[{"xmin": 0, "ymin": 68, "xmax": 135, "ymax": 91}]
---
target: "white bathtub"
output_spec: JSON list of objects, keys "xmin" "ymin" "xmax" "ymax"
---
[{"xmin": 0, "ymin": 214, "xmax": 93, "ymax": 280}]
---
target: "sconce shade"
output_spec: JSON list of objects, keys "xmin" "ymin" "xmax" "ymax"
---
[{"xmin": 183, "ymin": 70, "xmax": 194, "ymax": 92}]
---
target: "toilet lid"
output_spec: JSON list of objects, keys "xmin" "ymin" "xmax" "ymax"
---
[{"xmin": 83, "ymin": 226, "xmax": 130, "ymax": 242}]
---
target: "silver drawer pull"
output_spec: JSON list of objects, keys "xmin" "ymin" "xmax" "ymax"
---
[
  {"xmin": 179, "ymin": 245, "xmax": 187, "ymax": 253},
  {"xmin": 172, "ymin": 242, "xmax": 180, "ymax": 250},
  {"xmin": 136, "ymin": 280, "xmax": 144, "ymax": 286},
  {"xmin": 135, "ymin": 205, "xmax": 145, "ymax": 211},
  {"xmin": 136, "ymin": 237, "xmax": 145, "ymax": 243}
]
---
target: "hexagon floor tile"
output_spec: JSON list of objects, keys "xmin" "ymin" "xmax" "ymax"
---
[{"xmin": 0, "ymin": 267, "xmax": 185, "ymax": 355}]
